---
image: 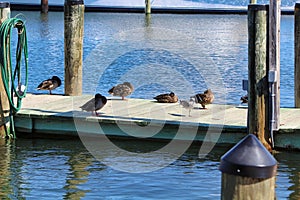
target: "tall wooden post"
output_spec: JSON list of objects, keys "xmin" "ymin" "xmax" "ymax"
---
[
  {"xmin": 64, "ymin": 0, "xmax": 84, "ymax": 96},
  {"xmin": 295, "ymin": 3, "xmax": 300, "ymax": 107},
  {"xmin": 0, "ymin": 2, "xmax": 10, "ymax": 138},
  {"xmin": 268, "ymin": 0, "xmax": 281, "ymax": 147},
  {"xmin": 145, "ymin": 0, "xmax": 151, "ymax": 14},
  {"xmin": 220, "ymin": 134, "xmax": 277, "ymax": 200},
  {"xmin": 248, "ymin": 5, "xmax": 271, "ymax": 151},
  {"xmin": 41, "ymin": 0, "xmax": 48, "ymax": 13}
]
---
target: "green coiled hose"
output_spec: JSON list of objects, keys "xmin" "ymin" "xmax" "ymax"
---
[{"xmin": 0, "ymin": 17, "xmax": 28, "ymax": 138}]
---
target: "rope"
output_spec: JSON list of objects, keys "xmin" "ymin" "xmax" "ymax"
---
[{"xmin": 0, "ymin": 17, "xmax": 28, "ymax": 138}]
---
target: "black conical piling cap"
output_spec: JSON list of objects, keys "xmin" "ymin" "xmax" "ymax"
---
[
  {"xmin": 0, "ymin": 2, "xmax": 10, "ymax": 8},
  {"xmin": 219, "ymin": 134, "xmax": 277, "ymax": 179}
]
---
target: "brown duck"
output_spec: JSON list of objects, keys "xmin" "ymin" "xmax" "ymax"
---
[
  {"xmin": 36, "ymin": 76, "xmax": 61, "ymax": 95},
  {"xmin": 153, "ymin": 92, "xmax": 178, "ymax": 103},
  {"xmin": 80, "ymin": 93, "xmax": 107, "ymax": 116},
  {"xmin": 108, "ymin": 82, "xmax": 134, "ymax": 100},
  {"xmin": 240, "ymin": 95, "xmax": 248, "ymax": 104},
  {"xmin": 191, "ymin": 89, "xmax": 214, "ymax": 109}
]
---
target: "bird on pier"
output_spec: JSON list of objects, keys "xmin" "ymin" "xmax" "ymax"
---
[
  {"xmin": 80, "ymin": 93, "xmax": 107, "ymax": 116},
  {"xmin": 153, "ymin": 92, "xmax": 178, "ymax": 103},
  {"xmin": 191, "ymin": 89, "xmax": 214, "ymax": 109},
  {"xmin": 240, "ymin": 95, "xmax": 248, "ymax": 104},
  {"xmin": 36, "ymin": 76, "xmax": 61, "ymax": 95},
  {"xmin": 180, "ymin": 98, "xmax": 195, "ymax": 117},
  {"xmin": 108, "ymin": 82, "xmax": 134, "ymax": 100}
]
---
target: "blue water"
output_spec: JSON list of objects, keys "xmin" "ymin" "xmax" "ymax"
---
[{"xmin": 1, "ymin": 138, "xmax": 300, "ymax": 199}]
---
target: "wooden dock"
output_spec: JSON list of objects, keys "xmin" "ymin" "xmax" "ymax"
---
[{"xmin": 14, "ymin": 94, "xmax": 300, "ymax": 150}]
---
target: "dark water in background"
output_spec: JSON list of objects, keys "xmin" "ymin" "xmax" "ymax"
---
[
  {"xmin": 0, "ymin": 138, "xmax": 300, "ymax": 199},
  {"xmin": 11, "ymin": 11, "xmax": 294, "ymax": 106}
]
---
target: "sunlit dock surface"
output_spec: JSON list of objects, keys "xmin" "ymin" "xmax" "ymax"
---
[{"xmin": 14, "ymin": 94, "xmax": 300, "ymax": 150}]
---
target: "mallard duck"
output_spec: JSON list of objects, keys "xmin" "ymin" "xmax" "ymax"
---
[
  {"xmin": 80, "ymin": 93, "xmax": 107, "ymax": 116},
  {"xmin": 36, "ymin": 76, "xmax": 61, "ymax": 95},
  {"xmin": 180, "ymin": 98, "xmax": 195, "ymax": 117},
  {"xmin": 191, "ymin": 89, "xmax": 214, "ymax": 109},
  {"xmin": 108, "ymin": 82, "xmax": 134, "ymax": 100},
  {"xmin": 153, "ymin": 92, "xmax": 178, "ymax": 103},
  {"xmin": 240, "ymin": 95, "xmax": 248, "ymax": 104}
]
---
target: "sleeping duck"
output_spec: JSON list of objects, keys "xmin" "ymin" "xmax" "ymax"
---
[
  {"xmin": 191, "ymin": 89, "xmax": 214, "ymax": 109},
  {"xmin": 108, "ymin": 82, "xmax": 134, "ymax": 100},
  {"xmin": 37, "ymin": 76, "xmax": 61, "ymax": 95},
  {"xmin": 240, "ymin": 95, "xmax": 248, "ymax": 104},
  {"xmin": 80, "ymin": 93, "xmax": 107, "ymax": 116},
  {"xmin": 153, "ymin": 92, "xmax": 178, "ymax": 103}
]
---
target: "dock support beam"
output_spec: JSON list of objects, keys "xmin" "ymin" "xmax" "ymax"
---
[
  {"xmin": 145, "ymin": 0, "xmax": 151, "ymax": 14},
  {"xmin": 41, "ymin": 0, "xmax": 48, "ymax": 13},
  {"xmin": 248, "ymin": 5, "xmax": 272, "ymax": 151},
  {"xmin": 295, "ymin": 3, "xmax": 300, "ymax": 107},
  {"xmin": 0, "ymin": 2, "xmax": 10, "ymax": 138},
  {"xmin": 64, "ymin": 0, "xmax": 84, "ymax": 96}
]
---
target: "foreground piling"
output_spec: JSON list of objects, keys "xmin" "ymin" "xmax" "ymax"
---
[
  {"xmin": 295, "ymin": 3, "xmax": 300, "ymax": 108},
  {"xmin": 247, "ymin": 4, "xmax": 271, "ymax": 151},
  {"xmin": 64, "ymin": 0, "xmax": 84, "ymax": 96},
  {"xmin": 219, "ymin": 134, "xmax": 277, "ymax": 200},
  {"xmin": 0, "ymin": 2, "xmax": 10, "ymax": 138}
]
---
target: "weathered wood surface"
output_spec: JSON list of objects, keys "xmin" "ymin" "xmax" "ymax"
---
[
  {"xmin": 248, "ymin": 5, "xmax": 271, "ymax": 150},
  {"xmin": 64, "ymin": 1, "xmax": 84, "ymax": 96},
  {"xmin": 221, "ymin": 173, "xmax": 276, "ymax": 200},
  {"xmin": 13, "ymin": 94, "xmax": 300, "ymax": 149},
  {"xmin": 0, "ymin": 3, "xmax": 10, "ymax": 138},
  {"xmin": 145, "ymin": 0, "xmax": 151, "ymax": 14},
  {"xmin": 41, "ymin": 0, "xmax": 48, "ymax": 13},
  {"xmin": 269, "ymin": 0, "xmax": 281, "ymax": 130}
]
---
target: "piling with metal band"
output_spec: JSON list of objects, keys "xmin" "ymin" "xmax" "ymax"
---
[
  {"xmin": 295, "ymin": 3, "xmax": 300, "ymax": 107},
  {"xmin": 41, "ymin": 0, "xmax": 49, "ymax": 13},
  {"xmin": 145, "ymin": 0, "xmax": 151, "ymax": 14},
  {"xmin": 0, "ymin": 2, "xmax": 10, "ymax": 138},
  {"xmin": 247, "ymin": 4, "xmax": 271, "ymax": 151},
  {"xmin": 219, "ymin": 134, "xmax": 277, "ymax": 200},
  {"xmin": 64, "ymin": 0, "xmax": 84, "ymax": 96}
]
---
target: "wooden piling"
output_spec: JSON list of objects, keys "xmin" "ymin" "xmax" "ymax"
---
[
  {"xmin": 64, "ymin": 0, "xmax": 84, "ymax": 96},
  {"xmin": 268, "ymin": 0, "xmax": 281, "ymax": 148},
  {"xmin": 220, "ymin": 134, "xmax": 277, "ymax": 200},
  {"xmin": 247, "ymin": 5, "xmax": 271, "ymax": 151},
  {"xmin": 295, "ymin": 3, "xmax": 300, "ymax": 108},
  {"xmin": 145, "ymin": 0, "xmax": 151, "ymax": 14},
  {"xmin": 41, "ymin": 0, "xmax": 48, "ymax": 13},
  {"xmin": 0, "ymin": 2, "xmax": 10, "ymax": 138}
]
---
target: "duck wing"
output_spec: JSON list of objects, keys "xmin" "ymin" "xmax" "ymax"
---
[
  {"xmin": 113, "ymin": 84, "xmax": 132, "ymax": 97},
  {"xmin": 95, "ymin": 96, "xmax": 107, "ymax": 111},
  {"xmin": 80, "ymin": 98, "xmax": 97, "ymax": 112},
  {"xmin": 37, "ymin": 79, "xmax": 53, "ymax": 90}
]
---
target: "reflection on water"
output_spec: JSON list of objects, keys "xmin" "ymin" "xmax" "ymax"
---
[{"xmin": 0, "ymin": 138, "xmax": 299, "ymax": 199}]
